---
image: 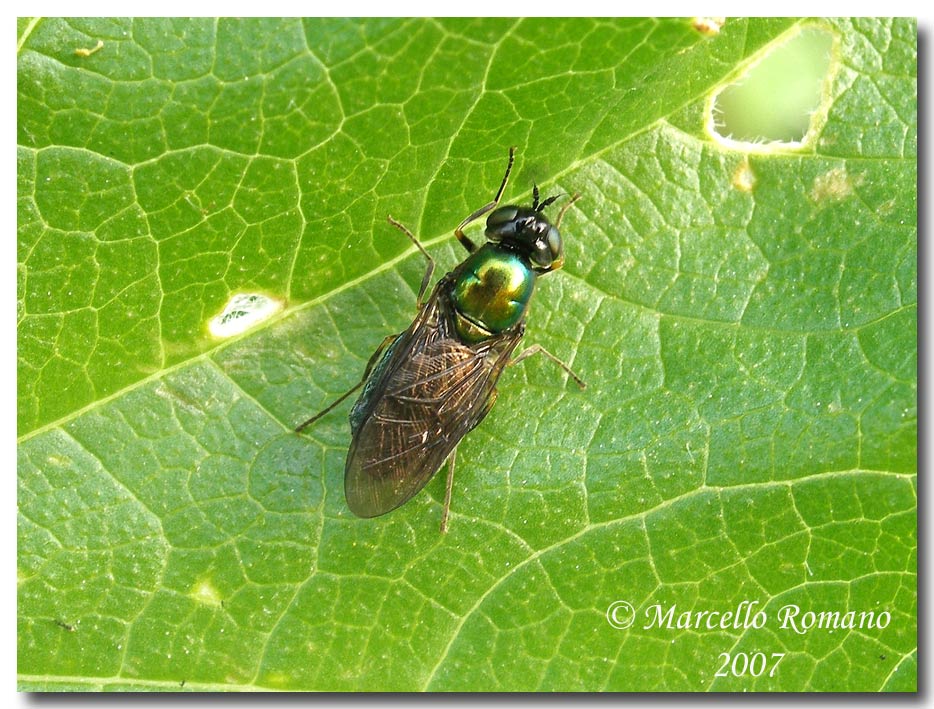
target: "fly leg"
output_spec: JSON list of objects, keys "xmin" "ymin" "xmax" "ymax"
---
[
  {"xmin": 438, "ymin": 389, "xmax": 497, "ymax": 532},
  {"xmin": 510, "ymin": 344, "xmax": 586, "ymax": 390},
  {"xmin": 454, "ymin": 146, "xmax": 516, "ymax": 254},
  {"xmin": 300, "ymin": 212, "xmax": 428, "ymax": 433},
  {"xmin": 294, "ymin": 333, "xmax": 398, "ymax": 432},
  {"xmin": 387, "ymin": 215, "xmax": 435, "ymax": 308},
  {"xmin": 439, "ymin": 447, "xmax": 457, "ymax": 533},
  {"xmin": 554, "ymin": 192, "xmax": 582, "ymax": 228}
]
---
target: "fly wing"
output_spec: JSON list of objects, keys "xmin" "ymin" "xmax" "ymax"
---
[{"xmin": 344, "ymin": 284, "xmax": 522, "ymax": 518}]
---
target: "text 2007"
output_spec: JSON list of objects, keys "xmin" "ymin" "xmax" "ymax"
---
[{"xmin": 715, "ymin": 652, "xmax": 785, "ymax": 678}]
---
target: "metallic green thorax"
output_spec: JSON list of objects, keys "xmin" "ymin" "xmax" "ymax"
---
[{"xmin": 450, "ymin": 243, "xmax": 535, "ymax": 343}]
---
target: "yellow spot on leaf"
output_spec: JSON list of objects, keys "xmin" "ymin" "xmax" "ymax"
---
[
  {"xmin": 191, "ymin": 579, "xmax": 223, "ymax": 607},
  {"xmin": 75, "ymin": 40, "xmax": 104, "ymax": 57},
  {"xmin": 265, "ymin": 671, "xmax": 291, "ymax": 687},
  {"xmin": 732, "ymin": 159, "xmax": 757, "ymax": 193},
  {"xmin": 810, "ymin": 167, "xmax": 861, "ymax": 204}
]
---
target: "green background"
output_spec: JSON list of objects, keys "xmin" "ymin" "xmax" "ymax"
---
[{"xmin": 18, "ymin": 17, "xmax": 916, "ymax": 691}]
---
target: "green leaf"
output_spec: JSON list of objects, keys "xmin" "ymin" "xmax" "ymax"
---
[{"xmin": 18, "ymin": 17, "xmax": 916, "ymax": 692}]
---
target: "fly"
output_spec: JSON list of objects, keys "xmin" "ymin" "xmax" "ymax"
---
[{"xmin": 296, "ymin": 147, "xmax": 584, "ymax": 531}]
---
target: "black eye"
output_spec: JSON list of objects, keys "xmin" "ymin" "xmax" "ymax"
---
[
  {"xmin": 546, "ymin": 226, "xmax": 562, "ymax": 259},
  {"xmin": 485, "ymin": 206, "xmax": 519, "ymax": 241},
  {"xmin": 530, "ymin": 226, "xmax": 563, "ymax": 271},
  {"xmin": 530, "ymin": 241, "xmax": 552, "ymax": 268},
  {"xmin": 487, "ymin": 206, "xmax": 518, "ymax": 227}
]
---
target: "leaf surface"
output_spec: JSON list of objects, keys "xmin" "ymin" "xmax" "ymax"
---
[{"xmin": 18, "ymin": 18, "xmax": 916, "ymax": 691}]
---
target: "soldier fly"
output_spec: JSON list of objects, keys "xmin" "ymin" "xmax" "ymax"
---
[{"xmin": 296, "ymin": 148, "xmax": 584, "ymax": 532}]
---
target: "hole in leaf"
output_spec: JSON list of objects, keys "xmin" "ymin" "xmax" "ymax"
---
[
  {"xmin": 709, "ymin": 26, "xmax": 835, "ymax": 148},
  {"xmin": 691, "ymin": 17, "xmax": 725, "ymax": 36},
  {"xmin": 209, "ymin": 292, "xmax": 282, "ymax": 338}
]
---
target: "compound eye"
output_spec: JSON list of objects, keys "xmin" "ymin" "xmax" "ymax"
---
[
  {"xmin": 529, "ymin": 226, "xmax": 564, "ymax": 271},
  {"xmin": 530, "ymin": 241, "xmax": 553, "ymax": 269},
  {"xmin": 546, "ymin": 225, "xmax": 563, "ymax": 261},
  {"xmin": 487, "ymin": 206, "xmax": 518, "ymax": 227},
  {"xmin": 485, "ymin": 206, "xmax": 519, "ymax": 241}
]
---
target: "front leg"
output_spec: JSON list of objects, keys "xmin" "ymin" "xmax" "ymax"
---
[{"xmin": 453, "ymin": 146, "xmax": 517, "ymax": 253}]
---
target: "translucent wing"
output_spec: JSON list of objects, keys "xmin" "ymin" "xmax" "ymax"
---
[{"xmin": 345, "ymin": 279, "xmax": 523, "ymax": 518}]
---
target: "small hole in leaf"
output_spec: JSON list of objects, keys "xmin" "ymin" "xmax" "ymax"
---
[
  {"xmin": 691, "ymin": 17, "xmax": 725, "ymax": 36},
  {"xmin": 209, "ymin": 292, "xmax": 282, "ymax": 338},
  {"xmin": 709, "ymin": 26, "xmax": 835, "ymax": 148}
]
